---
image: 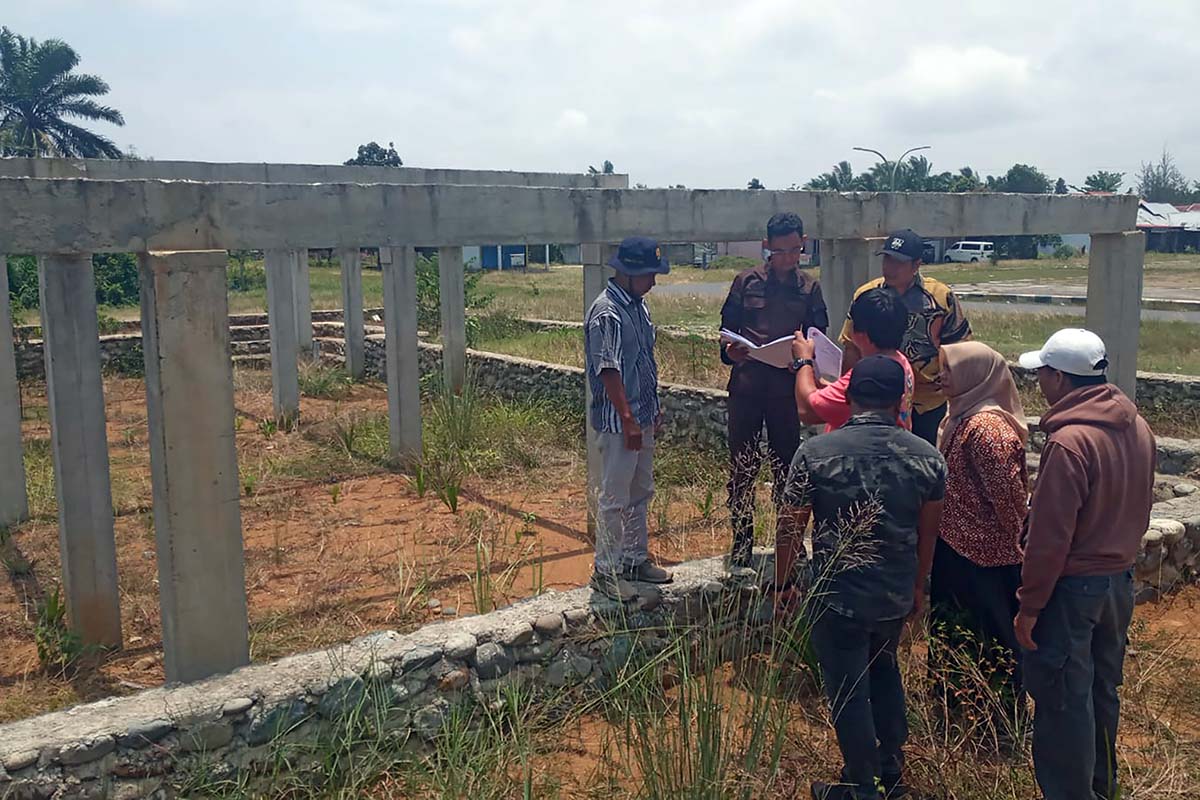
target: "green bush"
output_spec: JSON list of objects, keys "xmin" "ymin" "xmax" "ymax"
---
[
  {"xmin": 228, "ymin": 251, "xmax": 267, "ymax": 293},
  {"xmin": 708, "ymin": 255, "xmax": 759, "ymax": 272},
  {"xmin": 416, "ymin": 253, "xmax": 493, "ymax": 346},
  {"xmin": 6, "ymin": 253, "xmax": 142, "ymax": 310},
  {"xmin": 1052, "ymin": 244, "xmax": 1079, "ymax": 260}
]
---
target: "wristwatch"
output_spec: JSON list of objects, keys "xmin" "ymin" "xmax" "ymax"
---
[{"xmin": 790, "ymin": 358, "xmax": 815, "ymax": 373}]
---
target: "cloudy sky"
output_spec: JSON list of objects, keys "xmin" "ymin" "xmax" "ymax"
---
[{"xmin": 12, "ymin": 0, "xmax": 1200, "ymax": 189}]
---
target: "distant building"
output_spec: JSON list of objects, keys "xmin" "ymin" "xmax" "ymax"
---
[{"xmin": 1137, "ymin": 201, "xmax": 1200, "ymax": 252}]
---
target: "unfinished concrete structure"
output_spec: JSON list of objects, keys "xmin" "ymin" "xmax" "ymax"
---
[{"xmin": 0, "ymin": 165, "xmax": 1143, "ymax": 686}]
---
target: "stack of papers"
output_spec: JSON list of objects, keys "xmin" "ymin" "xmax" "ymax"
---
[{"xmin": 718, "ymin": 328, "xmax": 844, "ymax": 380}]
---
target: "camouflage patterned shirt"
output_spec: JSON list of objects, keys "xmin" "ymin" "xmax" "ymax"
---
[{"xmin": 784, "ymin": 412, "xmax": 947, "ymax": 621}]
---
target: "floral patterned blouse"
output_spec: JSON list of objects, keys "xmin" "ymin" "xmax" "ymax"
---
[{"xmin": 939, "ymin": 411, "xmax": 1028, "ymax": 567}]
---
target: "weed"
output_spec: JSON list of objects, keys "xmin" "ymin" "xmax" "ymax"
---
[
  {"xmin": 697, "ymin": 487, "xmax": 716, "ymax": 521},
  {"xmin": 298, "ymin": 362, "xmax": 353, "ymax": 400},
  {"xmin": 34, "ymin": 587, "xmax": 84, "ymax": 674},
  {"xmin": 332, "ymin": 412, "xmax": 362, "ymax": 458},
  {"xmin": 409, "ymin": 462, "xmax": 428, "ymax": 498},
  {"xmin": 259, "ymin": 418, "xmax": 278, "ymax": 439},
  {"xmin": 328, "ymin": 484, "xmax": 341, "ymax": 505}
]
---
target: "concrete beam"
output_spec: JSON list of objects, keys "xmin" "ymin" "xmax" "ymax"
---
[
  {"xmin": 1086, "ymin": 231, "xmax": 1145, "ymax": 399},
  {"xmin": 822, "ymin": 238, "xmax": 882, "ymax": 334},
  {"xmin": 0, "ymin": 180, "xmax": 1140, "ymax": 253},
  {"xmin": 438, "ymin": 246, "xmax": 467, "ymax": 394},
  {"xmin": 582, "ymin": 244, "xmax": 616, "ymax": 538},
  {"xmin": 381, "ymin": 246, "xmax": 421, "ymax": 462},
  {"xmin": 0, "ymin": 157, "xmax": 629, "ymax": 188},
  {"xmin": 0, "ymin": 257, "xmax": 28, "ymax": 528},
  {"xmin": 139, "ymin": 251, "xmax": 249, "ymax": 683},
  {"xmin": 339, "ymin": 247, "xmax": 365, "ymax": 379},
  {"xmin": 292, "ymin": 249, "xmax": 313, "ymax": 357},
  {"xmin": 264, "ymin": 249, "xmax": 300, "ymax": 426},
  {"xmin": 37, "ymin": 254, "xmax": 121, "ymax": 648}
]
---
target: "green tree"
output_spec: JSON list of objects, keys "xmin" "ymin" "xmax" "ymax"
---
[
  {"xmin": 588, "ymin": 159, "xmax": 615, "ymax": 175},
  {"xmin": 988, "ymin": 163, "xmax": 1052, "ymax": 194},
  {"xmin": 804, "ymin": 160, "xmax": 857, "ymax": 190},
  {"xmin": 1054, "ymin": 177, "xmax": 1068, "ymax": 194},
  {"xmin": 0, "ymin": 27, "xmax": 125, "ymax": 157},
  {"xmin": 746, "ymin": 177, "xmax": 765, "ymax": 190},
  {"xmin": 1136, "ymin": 148, "xmax": 1192, "ymax": 203},
  {"xmin": 1076, "ymin": 170, "xmax": 1124, "ymax": 193},
  {"xmin": 344, "ymin": 141, "xmax": 402, "ymax": 167}
]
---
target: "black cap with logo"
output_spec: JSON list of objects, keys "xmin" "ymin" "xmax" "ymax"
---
[
  {"xmin": 877, "ymin": 229, "xmax": 924, "ymax": 263},
  {"xmin": 848, "ymin": 355, "xmax": 907, "ymax": 406},
  {"xmin": 608, "ymin": 236, "xmax": 671, "ymax": 276}
]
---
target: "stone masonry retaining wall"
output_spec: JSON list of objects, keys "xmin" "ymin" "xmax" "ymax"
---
[{"xmin": 0, "ymin": 556, "xmax": 765, "ymax": 799}]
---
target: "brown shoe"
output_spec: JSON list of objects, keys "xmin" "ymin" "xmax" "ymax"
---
[
  {"xmin": 590, "ymin": 571, "xmax": 638, "ymax": 601},
  {"xmin": 626, "ymin": 561, "xmax": 674, "ymax": 584}
]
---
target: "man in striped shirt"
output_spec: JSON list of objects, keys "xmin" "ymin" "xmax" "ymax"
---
[{"xmin": 585, "ymin": 237, "xmax": 674, "ymax": 601}]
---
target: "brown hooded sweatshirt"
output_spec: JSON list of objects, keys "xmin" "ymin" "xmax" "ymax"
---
[{"xmin": 1018, "ymin": 384, "xmax": 1156, "ymax": 615}]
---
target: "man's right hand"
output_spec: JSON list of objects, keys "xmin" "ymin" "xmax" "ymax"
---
[
  {"xmin": 622, "ymin": 417, "xmax": 643, "ymax": 451},
  {"xmin": 726, "ymin": 342, "xmax": 751, "ymax": 363}
]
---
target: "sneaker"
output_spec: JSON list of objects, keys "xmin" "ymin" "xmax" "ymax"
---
[
  {"xmin": 589, "ymin": 571, "xmax": 638, "ymax": 602},
  {"xmin": 626, "ymin": 560, "xmax": 674, "ymax": 584}
]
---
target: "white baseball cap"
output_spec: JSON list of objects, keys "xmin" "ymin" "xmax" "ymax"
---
[{"xmin": 1019, "ymin": 329, "xmax": 1109, "ymax": 376}]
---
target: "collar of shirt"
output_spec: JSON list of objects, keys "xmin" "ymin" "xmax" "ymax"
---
[
  {"xmin": 754, "ymin": 262, "xmax": 802, "ymax": 287},
  {"xmin": 843, "ymin": 411, "xmax": 896, "ymax": 428},
  {"xmin": 606, "ymin": 278, "xmax": 640, "ymax": 306}
]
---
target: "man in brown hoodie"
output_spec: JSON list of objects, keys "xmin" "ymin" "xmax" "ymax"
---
[{"xmin": 1016, "ymin": 329, "xmax": 1156, "ymax": 800}]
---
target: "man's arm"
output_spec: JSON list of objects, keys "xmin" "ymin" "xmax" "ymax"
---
[
  {"xmin": 807, "ymin": 281, "xmax": 829, "ymax": 336},
  {"xmin": 719, "ymin": 277, "xmax": 749, "ymax": 366},
  {"xmin": 598, "ymin": 369, "xmax": 641, "ymax": 451},
  {"xmin": 1016, "ymin": 443, "xmax": 1087, "ymax": 627},
  {"xmin": 776, "ymin": 504, "xmax": 812, "ymax": 588},
  {"xmin": 912, "ymin": 499, "xmax": 944, "ymax": 619},
  {"xmin": 790, "ymin": 334, "xmax": 826, "ymax": 424},
  {"xmin": 939, "ymin": 289, "xmax": 972, "ymax": 345}
]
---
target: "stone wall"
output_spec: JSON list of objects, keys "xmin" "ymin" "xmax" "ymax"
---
[{"xmin": 0, "ymin": 556, "xmax": 767, "ymax": 799}]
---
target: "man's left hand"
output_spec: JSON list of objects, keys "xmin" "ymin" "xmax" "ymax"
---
[
  {"xmin": 1014, "ymin": 611, "xmax": 1038, "ymax": 651},
  {"xmin": 791, "ymin": 332, "xmax": 815, "ymax": 361}
]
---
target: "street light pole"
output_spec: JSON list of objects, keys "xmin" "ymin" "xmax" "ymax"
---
[{"xmin": 852, "ymin": 145, "xmax": 932, "ymax": 191}]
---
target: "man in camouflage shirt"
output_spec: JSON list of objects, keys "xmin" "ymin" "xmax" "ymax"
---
[{"xmin": 779, "ymin": 356, "xmax": 946, "ymax": 800}]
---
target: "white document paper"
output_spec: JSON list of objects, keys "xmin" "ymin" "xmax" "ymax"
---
[
  {"xmin": 719, "ymin": 329, "xmax": 795, "ymax": 370},
  {"xmin": 807, "ymin": 328, "xmax": 844, "ymax": 382}
]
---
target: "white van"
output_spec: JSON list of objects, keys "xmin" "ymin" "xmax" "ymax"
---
[{"xmin": 944, "ymin": 241, "xmax": 995, "ymax": 263}]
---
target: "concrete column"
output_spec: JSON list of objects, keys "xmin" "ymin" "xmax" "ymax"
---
[
  {"xmin": 438, "ymin": 246, "xmax": 467, "ymax": 394},
  {"xmin": 292, "ymin": 248, "xmax": 313, "ymax": 358},
  {"xmin": 822, "ymin": 238, "xmax": 881, "ymax": 334},
  {"xmin": 139, "ymin": 251, "xmax": 249, "ymax": 682},
  {"xmin": 381, "ymin": 246, "xmax": 421, "ymax": 462},
  {"xmin": 0, "ymin": 257, "xmax": 28, "ymax": 529},
  {"xmin": 1086, "ymin": 231, "xmax": 1145, "ymax": 399},
  {"xmin": 339, "ymin": 247, "xmax": 365, "ymax": 379},
  {"xmin": 37, "ymin": 254, "xmax": 121, "ymax": 648},
  {"xmin": 582, "ymin": 244, "xmax": 616, "ymax": 537},
  {"xmin": 264, "ymin": 249, "xmax": 300, "ymax": 426}
]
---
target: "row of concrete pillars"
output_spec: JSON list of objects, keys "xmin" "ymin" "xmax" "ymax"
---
[{"xmin": 0, "ymin": 246, "xmax": 469, "ymax": 683}]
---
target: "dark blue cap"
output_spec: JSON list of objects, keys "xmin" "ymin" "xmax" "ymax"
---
[
  {"xmin": 877, "ymin": 229, "xmax": 924, "ymax": 262},
  {"xmin": 848, "ymin": 355, "xmax": 906, "ymax": 405},
  {"xmin": 609, "ymin": 236, "xmax": 671, "ymax": 276}
]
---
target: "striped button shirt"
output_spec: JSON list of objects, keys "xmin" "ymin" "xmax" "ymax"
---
[{"xmin": 585, "ymin": 279, "xmax": 660, "ymax": 434}]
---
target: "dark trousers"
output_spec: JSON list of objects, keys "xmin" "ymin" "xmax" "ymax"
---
[
  {"xmin": 929, "ymin": 538, "xmax": 1024, "ymax": 716},
  {"xmin": 727, "ymin": 374, "xmax": 801, "ymax": 567},
  {"xmin": 810, "ymin": 608, "xmax": 908, "ymax": 798},
  {"xmin": 910, "ymin": 402, "xmax": 948, "ymax": 447},
  {"xmin": 1023, "ymin": 571, "xmax": 1134, "ymax": 800}
]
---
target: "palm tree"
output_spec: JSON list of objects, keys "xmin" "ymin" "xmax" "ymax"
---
[
  {"xmin": 747, "ymin": 177, "xmax": 765, "ymax": 190},
  {"xmin": 0, "ymin": 27, "xmax": 125, "ymax": 158},
  {"xmin": 804, "ymin": 160, "xmax": 856, "ymax": 190}
]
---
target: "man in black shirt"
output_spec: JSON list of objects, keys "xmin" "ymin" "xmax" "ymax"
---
[
  {"xmin": 720, "ymin": 212, "xmax": 828, "ymax": 576},
  {"xmin": 780, "ymin": 356, "xmax": 946, "ymax": 800}
]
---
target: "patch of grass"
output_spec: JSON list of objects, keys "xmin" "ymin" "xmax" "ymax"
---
[
  {"xmin": 22, "ymin": 437, "xmax": 56, "ymax": 519},
  {"xmin": 299, "ymin": 362, "xmax": 354, "ymax": 400},
  {"xmin": 34, "ymin": 587, "xmax": 84, "ymax": 674}
]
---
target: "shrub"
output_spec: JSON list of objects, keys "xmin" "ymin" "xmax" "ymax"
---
[
  {"xmin": 1053, "ymin": 244, "xmax": 1079, "ymax": 260},
  {"xmin": 416, "ymin": 253, "xmax": 493, "ymax": 347},
  {"xmin": 6, "ymin": 253, "xmax": 142, "ymax": 309}
]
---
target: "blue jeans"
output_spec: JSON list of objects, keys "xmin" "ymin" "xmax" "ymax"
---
[
  {"xmin": 810, "ymin": 607, "xmax": 907, "ymax": 799},
  {"xmin": 1022, "ymin": 571, "xmax": 1134, "ymax": 800}
]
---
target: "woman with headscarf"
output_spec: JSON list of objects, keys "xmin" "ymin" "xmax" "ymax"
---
[{"xmin": 929, "ymin": 341, "xmax": 1029, "ymax": 727}]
